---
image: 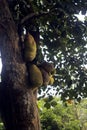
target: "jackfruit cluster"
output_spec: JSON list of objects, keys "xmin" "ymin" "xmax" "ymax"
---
[
  {"xmin": 38, "ymin": 61, "xmax": 56, "ymax": 86},
  {"xmin": 23, "ymin": 33, "xmax": 56, "ymax": 89}
]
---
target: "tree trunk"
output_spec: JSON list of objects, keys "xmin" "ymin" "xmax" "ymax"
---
[{"xmin": 0, "ymin": 0, "xmax": 41, "ymax": 130}]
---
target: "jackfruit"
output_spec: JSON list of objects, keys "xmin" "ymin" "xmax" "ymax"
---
[
  {"xmin": 66, "ymin": 100, "xmax": 73, "ymax": 104},
  {"xmin": 24, "ymin": 33, "xmax": 37, "ymax": 61},
  {"xmin": 39, "ymin": 67, "xmax": 50, "ymax": 86},
  {"xmin": 39, "ymin": 61, "xmax": 54, "ymax": 73},
  {"xmin": 28, "ymin": 64, "xmax": 43, "ymax": 88},
  {"xmin": 49, "ymin": 75, "xmax": 54, "ymax": 85}
]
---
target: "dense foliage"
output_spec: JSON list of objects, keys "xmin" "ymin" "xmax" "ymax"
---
[
  {"xmin": 38, "ymin": 97, "xmax": 87, "ymax": 130},
  {"xmin": 6, "ymin": 0, "xmax": 87, "ymax": 100}
]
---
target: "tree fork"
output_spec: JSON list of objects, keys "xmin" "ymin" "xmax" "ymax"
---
[{"xmin": 0, "ymin": 0, "xmax": 41, "ymax": 130}]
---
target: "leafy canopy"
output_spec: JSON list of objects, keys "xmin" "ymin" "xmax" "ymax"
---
[{"xmin": 7, "ymin": 0, "xmax": 87, "ymax": 101}]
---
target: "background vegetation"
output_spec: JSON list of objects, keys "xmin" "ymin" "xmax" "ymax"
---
[{"xmin": 38, "ymin": 97, "xmax": 87, "ymax": 130}]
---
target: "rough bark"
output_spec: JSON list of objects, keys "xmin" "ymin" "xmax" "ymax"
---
[{"xmin": 0, "ymin": 0, "xmax": 41, "ymax": 130}]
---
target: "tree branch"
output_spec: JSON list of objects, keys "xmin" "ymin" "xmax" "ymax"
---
[
  {"xmin": 21, "ymin": 12, "xmax": 38, "ymax": 24},
  {"xmin": 20, "ymin": 10, "xmax": 52, "ymax": 24}
]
